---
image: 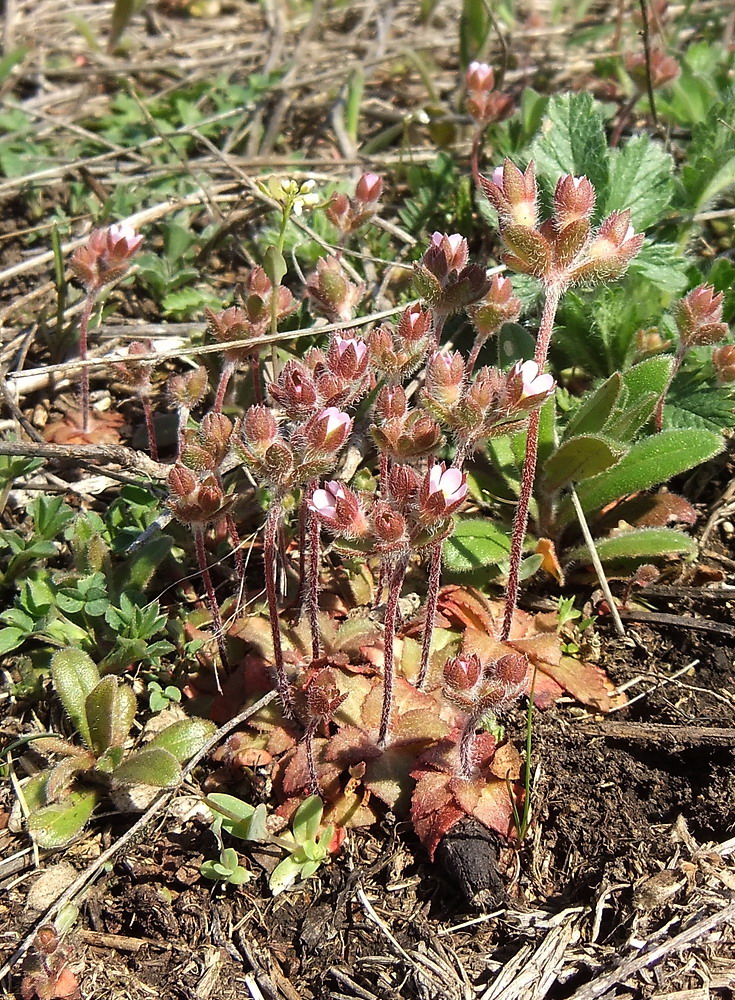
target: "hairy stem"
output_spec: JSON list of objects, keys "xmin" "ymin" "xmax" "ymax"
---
[
  {"xmin": 141, "ymin": 397, "xmax": 159, "ymax": 462},
  {"xmin": 251, "ymin": 355, "xmax": 263, "ymax": 405},
  {"xmin": 500, "ymin": 282, "xmax": 563, "ymax": 642},
  {"xmin": 193, "ymin": 525, "xmax": 228, "ymax": 687},
  {"xmin": 306, "ymin": 481, "xmax": 321, "ymax": 660},
  {"xmin": 226, "ymin": 514, "xmax": 245, "ymax": 615},
  {"xmin": 378, "ymin": 553, "xmax": 409, "ymax": 748},
  {"xmin": 264, "ymin": 501, "xmax": 294, "ymax": 717},
  {"xmin": 417, "ymin": 541, "xmax": 443, "ymax": 690},
  {"xmin": 78, "ymin": 293, "xmax": 96, "ymax": 434},
  {"xmin": 304, "ymin": 720, "xmax": 320, "ymax": 796},
  {"xmin": 458, "ymin": 710, "xmax": 482, "ymax": 779},
  {"xmin": 214, "ymin": 358, "xmax": 235, "ymax": 414},
  {"xmin": 466, "ymin": 334, "xmax": 486, "ymax": 376},
  {"xmin": 176, "ymin": 405, "xmax": 189, "ymax": 461}
]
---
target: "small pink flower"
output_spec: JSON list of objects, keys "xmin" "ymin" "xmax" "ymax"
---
[
  {"xmin": 355, "ymin": 172, "xmax": 383, "ymax": 204},
  {"xmin": 466, "ymin": 61, "xmax": 494, "ymax": 93},
  {"xmin": 106, "ymin": 222, "xmax": 143, "ymax": 255},
  {"xmin": 305, "ymin": 406, "xmax": 353, "ymax": 452},
  {"xmin": 428, "ymin": 464, "xmax": 467, "ymax": 505},
  {"xmin": 492, "ymin": 166, "xmax": 504, "ymax": 188},
  {"xmin": 309, "ymin": 480, "xmax": 345, "ymax": 521},
  {"xmin": 517, "ymin": 360, "xmax": 555, "ymax": 400},
  {"xmin": 334, "ymin": 335, "xmax": 369, "ymax": 365}
]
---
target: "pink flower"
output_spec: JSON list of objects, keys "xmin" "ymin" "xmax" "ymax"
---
[
  {"xmin": 355, "ymin": 172, "xmax": 383, "ymax": 204},
  {"xmin": 428, "ymin": 464, "xmax": 467, "ymax": 505},
  {"xmin": 305, "ymin": 406, "xmax": 353, "ymax": 452},
  {"xmin": 106, "ymin": 222, "xmax": 143, "ymax": 255},
  {"xmin": 334, "ymin": 335, "xmax": 369, "ymax": 365},
  {"xmin": 309, "ymin": 480, "xmax": 346, "ymax": 521},
  {"xmin": 517, "ymin": 360, "xmax": 555, "ymax": 400},
  {"xmin": 466, "ymin": 61, "xmax": 494, "ymax": 93}
]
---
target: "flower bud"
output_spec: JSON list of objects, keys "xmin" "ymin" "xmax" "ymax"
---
[
  {"xmin": 304, "ymin": 407, "xmax": 353, "ymax": 453},
  {"xmin": 326, "ymin": 191, "xmax": 351, "ymax": 230},
  {"xmin": 168, "ymin": 463, "xmax": 198, "ymax": 499},
  {"xmin": 625, "ymin": 48, "xmax": 680, "ymax": 90},
  {"xmin": 712, "ymin": 344, "xmax": 735, "ymax": 384},
  {"xmin": 568, "ymin": 210, "xmax": 644, "ymax": 284},
  {"xmin": 673, "ymin": 284, "xmax": 727, "ymax": 347},
  {"xmin": 413, "ymin": 235, "xmax": 489, "ymax": 315},
  {"xmin": 167, "ymin": 469, "xmax": 227, "ymax": 524},
  {"xmin": 374, "ymin": 384, "xmax": 408, "ymax": 422},
  {"xmin": 479, "ymin": 160, "xmax": 538, "ymax": 229},
  {"xmin": 113, "ymin": 339, "xmax": 155, "ymax": 393},
  {"xmin": 491, "ymin": 652, "xmax": 529, "ymax": 701},
  {"xmin": 199, "ymin": 411, "xmax": 233, "ymax": 467},
  {"xmin": 306, "ymin": 256, "xmax": 365, "ymax": 322},
  {"xmin": 418, "ymin": 463, "xmax": 467, "ymax": 523},
  {"xmin": 328, "ymin": 334, "xmax": 370, "ymax": 379},
  {"xmin": 205, "ymin": 305, "xmax": 254, "ymax": 362},
  {"xmin": 242, "ymin": 405, "xmax": 279, "ymax": 449},
  {"xmin": 264, "ymin": 440, "xmax": 294, "ymax": 477},
  {"xmin": 443, "ymin": 653, "xmax": 482, "ymax": 691},
  {"xmin": 167, "ymin": 366, "xmax": 209, "ymax": 409},
  {"xmin": 398, "ymin": 302, "xmax": 433, "ymax": 344},
  {"xmin": 425, "ymin": 350, "xmax": 466, "ymax": 410},
  {"xmin": 553, "ymin": 174, "xmax": 596, "ymax": 227},
  {"xmin": 269, "ymin": 361, "xmax": 319, "ymax": 418},
  {"xmin": 467, "ymin": 275, "xmax": 521, "ymax": 339},
  {"xmin": 387, "ymin": 463, "xmax": 420, "ymax": 504},
  {"xmin": 369, "ymin": 502, "xmax": 408, "ymax": 548},
  {"xmin": 70, "ymin": 222, "xmax": 143, "ymax": 293},
  {"xmin": 501, "ymin": 225, "xmax": 553, "ymax": 278},
  {"xmin": 465, "ymin": 60, "xmax": 494, "ymax": 94},
  {"xmin": 355, "ymin": 172, "xmax": 383, "ymax": 206}
]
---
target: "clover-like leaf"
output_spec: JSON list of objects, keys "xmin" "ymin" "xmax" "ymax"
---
[
  {"xmin": 50, "ymin": 649, "xmax": 100, "ymax": 748},
  {"xmin": 112, "ymin": 747, "xmax": 181, "ymax": 787},
  {"xmin": 85, "ymin": 676, "xmax": 137, "ymax": 756}
]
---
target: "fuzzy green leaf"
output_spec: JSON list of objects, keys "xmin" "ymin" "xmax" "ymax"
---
[
  {"xmin": 50, "ymin": 649, "xmax": 100, "ymax": 749},
  {"xmin": 27, "ymin": 787, "xmax": 99, "ymax": 849},
  {"xmin": 563, "ymin": 373, "xmax": 623, "ymax": 440},
  {"xmin": 543, "ymin": 435, "xmax": 625, "ymax": 492},
  {"xmin": 566, "ymin": 527, "xmax": 697, "ymax": 565},
  {"xmin": 497, "ymin": 322, "xmax": 536, "ymax": 367},
  {"xmin": 565, "ymin": 429, "xmax": 723, "ymax": 523},
  {"xmin": 146, "ymin": 717, "xmax": 216, "ymax": 763},
  {"xmin": 443, "ymin": 518, "xmax": 511, "ymax": 573},
  {"xmin": 529, "ymin": 92, "xmax": 609, "ymax": 206},
  {"xmin": 680, "ymin": 95, "xmax": 735, "ymax": 214},
  {"xmin": 627, "ymin": 243, "xmax": 690, "ymax": 296},
  {"xmin": 292, "ymin": 795, "xmax": 323, "ymax": 845},
  {"xmin": 112, "ymin": 747, "xmax": 181, "ymax": 787},
  {"xmin": 604, "ymin": 135, "xmax": 674, "ymax": 230},
  {"xmin": 85, "ymin": 677, "xmax": 137, "ymax": 756}
]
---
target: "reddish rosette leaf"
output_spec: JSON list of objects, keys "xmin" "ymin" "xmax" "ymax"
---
[
  {"xmin": 597, "ymin": 492, "xmax": 697, "ymax": 531},
  {"xmin": 535, "ymin": 655, "xmax": 625, "ymax": 712},
  {"xmin": 280, "ymin": 739, "xmax": 342, "ymax": 799},
  {"xmin": 410, "ymin": 769, "xmax": 466, "ymax": 860},
  {"xmin": 323, "ymin": 726, "xmax": 382, "ymax": 768}
]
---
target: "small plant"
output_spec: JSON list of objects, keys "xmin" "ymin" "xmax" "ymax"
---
[{"xmin": 11, "ymin": 649, "xmax": 215, "ymax": 849}]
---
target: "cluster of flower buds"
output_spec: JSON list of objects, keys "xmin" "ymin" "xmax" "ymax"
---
[
  {"xmin": 479, "ymin": 160, "xmax": 644, "ymax": 287},
  {"xmin": 260, "ymin": 176, "xmax": 320, "ymax": 216},
  {"xmin": 181, "ymin": 411, "xmax": 233, "ymax": 472},
  {"xmin": 238, "ymin": 403, "xmax": 353, "ymax": 492},
  {"xmin": 167, "ymin": 464, "xmax": 232, "ymax": 526},
  {"xmin": 712, "ymin": 345, "xmax": 735, "ymax": 384},
  {"xmin": 423, "ymin": 351, "xmax": 555, "ymax": 452},
  {"xmin": 310, "ymin": 461, "xmax": 468, "ymax": 555},
  {"xmin": 167, "ymin": 365, "xmax": 210, "ymax": 412},
  {"xmin": 327, "ymin": 172, "xmax": 384, "ymax": 234},
  {"xmin": 113, "ymin": 339, "xmax": 156, "ymax": 398},
  {"xmin": 371, "ymin": 385, "xmax": 442, "ymax": 461},
  {"xmin": 673, "ymin": 284, "xmax": 728, "ymax": 348},
  {"xmin": 467, "ymin": 274, "xmax": 521, "ymax": 344},
  {"xmin": 304, "ymin": 667, "xmax": 349, "ymax": 726},
  {"xmin": 305, "ymin": 256, "xmax": 366, "ymax": 323},
  {"xmin": 634, "ymin": 327, "xmax": 672, "ymax": 359},
  {"xmin": 412, "ymin": 232, "xmax": 490, "ymax": 320},
  {"xmin": 206, "ymin": 267, "xmax": 295, "ymax": 361},
  {"xmin": 443, "ymin": 650, "xmax": 529, "ymax": 716},
  {"xmin": 70, "ymin": 222, "xmax": 143, "ymax": 294},
  {"xmin": 464, "ymin": 61, "xmax": 513, "ymax": 127},
  {"xmin": 368, "ymin": 303, "xmax": 433, "ymax": 383},
  {"xmin": 270, "ymin": 331, "xmax": 372, "ymax": 418},
  {"xmin": 625, "ymin": 48, "xmax": 680, "ymax": 91}
]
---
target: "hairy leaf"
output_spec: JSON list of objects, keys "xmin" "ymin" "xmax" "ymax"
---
[
  {"xmin": 604, "ymin": 134, "xmax": 674, "ymax": 229},
  {"xmin": 50, "ymin": 649, "xmax": 100, "ymax": 749},
  {"xmin": 566, "ymin": 527, "xmax": 697, "ymax": 565},
  {"xmin": 543, "ymin": 435, "xmax": 625, "ymax": 492},
  {"xmin": 85, "ymin": 676, "xmax": 137, "ymax": 756},
  {"xmin": 443, "ymin": 518, "xmax": 511, "ymax": 573},
  {"xmin": 27, "ymin": 787, "xmax": 99, "ymax": 849},
  {"xmin": 563, "ymin": 373, "xmax": 622, "ymax": 440},
  {"xmin": 146, "ymin": 717, "xmax": 216, "ymax": 763},
  {"xmin": 529, "ymin": 92, "xmax": 609, "ymax": 207},
  {"xmin": 112, "ymin": 747, "xmax": 181, "ymax": 787}
]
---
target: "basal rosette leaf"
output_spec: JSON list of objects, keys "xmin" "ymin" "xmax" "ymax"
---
[
  {"xmin": 543, "ymin": 435, "xmax": 625, "ymax": 492},
  {"xmin": 27, "ymin": 787, "xmax": 99, "ymax": 850},
  {"xmin": 562, "ymin": 373, "xmax": 622, "ymax": 440},
  {"xmin": 85, "ymin": 676, "xmax": 136, "ymax": 756},
  {"xmin": 50, "ymin": 648, "xmax": 100, "ymax": 749},
  {"xmin": 146, "ymin": 717, "xmax": 216, "ymax": 762},
  {"xmin": 112, "ymin": 747, "xmax": 181, "ymax": 787},
  {"xmin": 565, "ymin": 527, "xmax": 698, "ymax": 566}
]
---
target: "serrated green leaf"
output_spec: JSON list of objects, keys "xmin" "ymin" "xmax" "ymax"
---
[
  {"xmin": 680, "ymin": 95, "xmax": 735, "ymax": 214},
  {"xmin": 443, "ymin": 518, "xmax": 511, "ymax": 573},
  {"xmin": 50, "ymin": 649, "xmax": 100, "ymax": 748},
  {"xmin": 627, "ymin": 243, "xmax": 690, "ymax": 296},
  {"xmin": 85, "ymin": 677, "xmax": 136, "ymax": 755},
  {"xmin": 146, "ymin": 717, "xmax": 216, "ymax": 763},
  {"xmin": 27, "ymin": 787, "xmax": 99, "ymax": 849},
  {"xmin": 543, "ymin": 435, "xmax": 625, "ymax": 492},
  {"xmin": 563, "ymin": 373, "xmax": 623, "ymax": 440},
  {"xmin": 112, "ymin": 747, "xmax": 181, "ymax": 787},
  {"xmin": 604, "ymin": 135, "xmax": 674, "ymax": 230},
  {"xmin": 665, "ymin": 378, "xmax": 735, "ymax": 433},
  {"xmin": 562, "ymin": 429, "xmax": 723, "ymax": 523},
  {"xmin": 529, "ymin": 92, "xmax": 609, "ymax": 207},
  {"xmin": 566, "ymin": 527, "xmax": 697, "ymax": 564}
]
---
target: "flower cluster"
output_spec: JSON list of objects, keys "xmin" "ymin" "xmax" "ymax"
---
[
  {"xmin": 70, "ymin": 222, "xmax": 143, "ymax": 294},
  {"xmin": 261, "ymin": 176, "xmax": 320, "ymax": 216},
  {"xmin": 412, "ymin": 232, "xmax": 490, "ymax": 322},
  {"xmin": 207, "ymin": 268, "xmax": 296, "ymax": 362},
  {"xmin": 327, "ymin": 172, "xmax": 384, "ymax": 234},
  {"xmin": 305, "ymin": 256, "xmax": 366, "ymax": 323},
  {"xmin": 673, "ymin": 284, "xmax": 728, "ymax": 348},
  {"xmin": 368, "ymin": 303, "xmax": 434, "ymax": 383},
  {"xmin": 464, "ymin": 61, "xmax": 513, "ymax": 126},
  {"xmin": 479, "ymin": 161, "xmax": 644, "ymax": 287}
]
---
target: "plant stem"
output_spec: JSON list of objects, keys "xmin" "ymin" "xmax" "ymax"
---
[
  {"xmin": 214, "ymin": 358, "xmax": 235, "ymax": 413},
  {"xmin": 417, "ymin": 541, "xmax": 443, "ymax": 689},
  {"xmin": 516, "ymin": 663, "xmax": 537, "ymax": 841},
  {"xmin": 466, "ymin": 335, "xmax": 486, "ymax": 376},
  {"xmin": 78, "ymin": 293, "xmax": 96, "ymax": 434},
  {"xmin": 654, "ymin": 347, "xmax": 684, "ymax": 432},
  {"xmin": 569, "ymin": 485, "xmax": 625, "ymax": 638},
  {"xmin": 226, "ymin": 513, "xmax": 245, "ymax": 615},
  {"xmin": 141, "ymin": 397, "xmax": 159, "ymax": 462},
  {"xmin": 378, "ymin": 552, "xmax": 408, "ymax": 748},
  {"xmin": 264, "ymin": 501, "xmax": 295, "ymax": 718},
  {"xmin": 193, "ymin": 525, "xmax": 228, "ymax": 686},
  {"xmin": 500, "ymin": 282, "xmax": 563, "ymax": 642},
  {"xmin": 458, "ymin": 709, "xmax": 481, "ymax": 778},
  {"xmin": 304, "ymin": 720, "xmax": 320, "ymax": 796},
  {"xmin": 306, "ymin": 481, "xmax": 321, "ymax": 660},
  {"xmin": 251, "ymin": 355, "xmax": 263, "ymax": 405}
]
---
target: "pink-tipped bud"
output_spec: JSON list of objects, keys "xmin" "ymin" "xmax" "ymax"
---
[
  {"xmin": 329, "ymin": 334, "xmax": 370, "ymax": 379},
  {"xmin": 355, "ymin": 172, "xmax": 383, "ymax": 205},
  {"xmin": 304, "ymin": 407, "xmax": 353, "ymax": 452},
  {"xmin": 506, "ymin": 360, "xmax": 555, "ymax": 410},
  {"xmin": 443, "ymin": 653, "xmax": 482, "ymax": 691},
  {"xmin": 464, "ymin": 63, "xmax": 512, "ymax": 125},
  {"xmin": 712, "ymin": 344, "xmax": 735, "ymax": 384},
  {"xmin": 426, "ymin": 350, "xmax": 466, "ymax": 409},
  {"xmin": 467, "ymin": 274, "xmax": 521, "ymax": 339},
  {"xmin": 673, "ymin": 284, "xmax": 727, "ymax": 347},
  {"xmin": 419, "ymin": 463, "xmax": 468, "ymax": 523},
  {"xmin": 479, "ymin": 160, "xmax": 538, "ymax": 229},
  {"xmin": 167, "ymin": 366, "xmax": 209, "ymax": 409},
  {"xmin": 70, "ymin": 222, "xmax": 143, "ymax": 292},
  {"xmin": 430, "ymin": 232, "xmax": 469, "ymax": 273},
  {"xmin": 309, "ymin": 480, "xmax": 366, "ymax": 536},
  {"xmin": 466, "ymin": 61, "xmax": 494, "ymax": 93},
  {"xmin": 398, "ymin": 302, "xmax": 433, "ymax": 344},
  {"xmin": 553, "ymin": 174, "xmax": 596, "ymax": 227},
  {"xmin": 625, "ymin": 48, "xmax": 680, "ymax": 91},
  {"xmin": 167, "ymin": 468, "xmax": 227, "ymax": 525},
  {"xmin": 269, "ymin": 361, "xmax": 319, "ymax": 418},
  {"xmin": 242, "ymin": 405, "xmax": 279, "ymax": 449},
  {"xmin": 387, "ymin": 463, "xmax": 420, "ymax": 504},
  {"xmin": 374, "ymin": 384, "xmax": 408, "ymax": 422},
  {"xmin": 326, "ymin": 192, "xmax": 351, "ymax": 230}
]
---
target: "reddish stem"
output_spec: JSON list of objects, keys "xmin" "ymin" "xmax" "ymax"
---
[
  {"xmin": 176, "ymin": 405, "xmax": 189, "ymax": 461},
  {"xmin": 264, "ymin": 502, "xmax": 295, "ymax": 718},
  {"xmin": 78, "ymin": 293, "xmax": 95, "ymax": 434},
  {"xmin": 306, "ymin": 481, "xmax": 321, "ymax": 661},
  {"xmin": 500, "ymin": 282, "xmax": 563, "ymax": 642},
  {"xmin": 214, "ymin": 358, "xmax": 235, "ymax": 413},
  {"xmin": 251, "ymin": 355, "xmax": 263, "ymax": 405},
  {"xmin": 193, "ymin": 525, "xmax": 229, "ymax": 684},
  {"xmin": 466, "ymin": 334, "xmax": 486, "ymax": 376},
  {"xmin": 304, "ymin": 719, "xmax": 320, "ymax": 796},
  {"xmin": 141, "ymin": 396, "xmax": 159, "ymax": 462},
  {"xmin": 226, "ymin": 513, "xmax": 245, "ymax": 613},
  {"xmin": 377, "ymin": 552, "xmax": 409, "ymax": 748},
  {"xmin": 417, "ymin": 541, "xmax": 443, "ymax": 690},
  {"xmin": 458, "ymin": 709, "xmax": 483, "ymax": 778}
]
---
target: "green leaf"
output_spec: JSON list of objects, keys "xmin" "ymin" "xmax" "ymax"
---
[
  {"xmin": 603, "ymin": 356, "xmax": 673, "ymax": 440},
  {"xmin": 269, "ymin": 855, "xmax": 306, "ymax": 895},
  {"xmin": 112, "ymin": 747, "xmax": 181, "ymax": 787},
  {"xmin": 205, "ymin": 793, "xmax": 270, "ymax": 841},
  {"xmin": 627, "ymin": 243, "xmax": 690, "ymax": 297},
  {"xmin": 497, "ymin": 322, "xmax": 536, "ymax": 367},
  {"xmin": 543, "ymin": 435, "xmax": 625, "ymax": 492},
  {"xmin": 566, "ymin": 527, "xmax": 697, "ymax": 565},
  {"xmin": 529, "ymin": 92, "xmax": 609, "ymax": 206},
  {"xmin": 50, "ymin": 649, "xmax": 100, "ymax": 748},
  {"xmin": 666, "ymin": 379, "xmax": 735, "ymax": 433},
  {"xmin": 680, "ymin": 95, "xmax": 735, "ymax": 214},
  {"xmin": 443, "ymin": 518, "xmax": 511, "ymax": 573},
  {"xmin": 564, "ymin": 429, "xmax": 723, "ymax": 523},
  {"xmin": 563, "ymin": 373, "xmax": 622, "ymax": 440},
  {"xmin": 0, "ymin": 626, "xmax": 26, "ymax": 655},
  {"xmin": 146, "ymin": 718, "xmax": 216, "ymax": 763},
  {"xmin": 604, "ymin": 135, "xmax": 674, "ymax": 230},
  {"xmin": 291, "ymin": 795, "xmax": 323, "ymax": 845},
  {"xmin": 263, "ymin": 245, "xmax": 287, "ymax": 286},
  {"xmin": 27, "ymin": 787, "xmax": 99, "ymax": 849},
  {"xmin": 85, "ymin": 677, "xmax": 136, "ymax": 755}
]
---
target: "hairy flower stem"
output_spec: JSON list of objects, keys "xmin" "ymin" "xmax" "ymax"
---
[
  {"xmin": 306, "ymin": 481, "xmax": 322, "ymax": 660},
  {"xmin": 470, "ymin": 126, "xmax": 485, "ymax": 193},
  {"xmin": 141, "ymin": 397, "xmax": 159, "ymax": 462},
  {"xmin": 226, "ymin": 514, "xmax": 245, "ymax": 614},
  {"xmin": 500, "ymin": 282, "xmax": 563, "ymax": 642},
  {"xmin": 214, "ymin": 359, "xmax": 235, "ymax": 414},
  {"xmin": 251, "ymin": 356, "xmax": 263, "ymax": 405},
  {"xmin": 264, "ymin": 502, "xmax": 295, "ymax": 718},
  {"xmin": 417, "ymin": 541, "xmax": 443, "ymax": 689},
  {"xmin": 378, "ymin": 553, "xmax": 409, "ymax": 748},
  {"xmin": 304, "ymin": 720, "xmax": 320, "ymax": 796},
  {"xmin": 466, "ymin": 336, "xmax": 486, "ymax": 376},
  {"xmin": 654, "ymin": 347, "xmax": 684, "ymax": 432},
  {"xmin": 78, "ymin": 292, "xmax": 96, "ymax": 434},
  {"xmin": 175, "ymin": 405, "xmax": 189, "ymax": 461},
  {"xmin": 193, "ymin": 525, "xmax": 228, "ymax": 685}
]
